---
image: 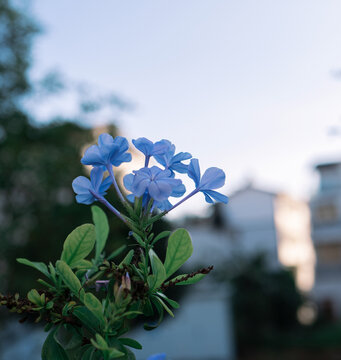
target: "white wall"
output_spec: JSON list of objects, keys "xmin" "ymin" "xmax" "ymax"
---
[
  {"xmin": 222, "ymin": 188, "xmax": 279, "ymax": 268},
  {"xmin": 130, "ymin": 282, "xmax": 235, "ymax": 360}
]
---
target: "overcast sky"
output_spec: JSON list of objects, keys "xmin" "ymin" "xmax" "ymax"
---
[{"xmin": 28, "ymin": 0, "xmax": 341, "ymax": 218}]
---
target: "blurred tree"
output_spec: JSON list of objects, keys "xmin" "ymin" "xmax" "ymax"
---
[
  {"xmin": 0, "ymin": 0, "xmax": 39, "ymax": 114},
  {"xmin": 0, "ymin": 0, "xmax": 170, "ymax": 299},
  {"xmin": 228, "ymin": 255, "xmax": 303, "ymax": 354}
]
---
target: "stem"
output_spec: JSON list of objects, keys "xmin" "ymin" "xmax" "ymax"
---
[
  {"xmin": 166, "ymin": 188, "xmax": 199, "ymax": 214},
  {"xmin": 144, "ymin": 243, "xmax": 150, "ymax": 280},
  {"xmin": 90, "ymin": 191, "xmax": 127, "ymax": 224},
  {"xmin": 144, "ymin": 197, "xmax": 153, "ymax": 217},
  {"xmin": 107, "ymin": 165, "xmax": 126, "ymax": 204},
  {"xmin": 144, "ymin": 155, "xmax": 150, "ymax": 167},
  {"xmin": 146, "ymin": 189, "xmax": 199, "ymax": 225},
  {"xmin": 107, "ymin": 165, "xmax": 135, "ymax": 216}
]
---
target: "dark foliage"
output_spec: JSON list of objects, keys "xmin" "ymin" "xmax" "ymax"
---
[{"xmin": 230, "ymin": 255, "xmax": 303, "ymax": 353}]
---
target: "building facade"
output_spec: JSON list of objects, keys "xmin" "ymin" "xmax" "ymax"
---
[
  {"xmin": 311, "ymin": 161, "xmax": 341, "ymax": 316},
  {"xmin": 186, "ymin": 184, "xmax": 315, "ymax": 291}
]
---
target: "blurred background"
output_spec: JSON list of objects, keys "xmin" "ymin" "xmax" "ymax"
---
[{"xmin": 2, "ymin": 0, "xmax": 341, "ymax": 359}]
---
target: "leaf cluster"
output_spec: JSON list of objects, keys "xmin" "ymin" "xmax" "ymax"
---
[{"xmin": 3, "ymin": 206, "xmax": 210, "ymax": 359}]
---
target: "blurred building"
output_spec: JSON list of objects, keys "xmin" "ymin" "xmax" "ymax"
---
[
  {"xmin": 311, "ymin": 161, "xmax": 341, "ymax": 317},
  {"xmin": 186, "ymin": 183, "xmax": 315, "ymax": 292}
]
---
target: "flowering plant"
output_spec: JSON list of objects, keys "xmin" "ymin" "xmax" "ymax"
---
[{"xmin": 0, "ymin": 134, "xmax": 227, "ymax": 360}]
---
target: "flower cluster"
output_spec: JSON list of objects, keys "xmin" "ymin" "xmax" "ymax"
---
[{"xmin": 72, "ymin": 134, "xmax": 228, "ymax": 222}]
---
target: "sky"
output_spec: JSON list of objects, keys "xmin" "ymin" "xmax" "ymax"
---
[{"xmin": 27, "ymin": 0, "xmax": 341, "ymax": 218}]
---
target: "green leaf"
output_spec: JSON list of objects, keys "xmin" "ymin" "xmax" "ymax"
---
[
  {"xmin": 62, "ymin": 301, "xmax": 76, "ymax": 316},
  {"xmin": 27, "ymin": 289, "xmax": 42, "ymax": 305},
  {"xmin": 174, "ymin": 273, "xmax": 206, "ymax": 285},
  {"xmin": 142, "ymin": 299, "xmax": 154, "ymax": 317},
  {"xmin": 119, "ymin": 249, "xmax": 134, "ymax": 268},
  {"xmin": 91, "ymin": 205, "xmax": 109, "ymax": 259},
  {"xmin": 44, "ymin": 323, "xmax": 53, "ymax": 332},
  {"xmin": 80, "ymin": 346, "xmax": 97, "ymax": 360},
  {"xmin": 123, "ymin": 348, "xmax": 137, "ymax": 360},
  {"xmin": 49, "ymin": 262, "xmax": 57, "ymax": 283},
  {"xmin": 134, "ymin": 196, "xmax": 143, "ymax": 216},
  {"xmin": 153, "ymin": 296, "xmax": 174, "ymax": 317},
  {"xmin": 119, "ymin": 338, "xmax": 142, "ymax": 350},
  {"xmin": 156, "ymin": 292, "xmax": 180, "ymax": 309},
  {"xmin": 91, "ymin": 333, "xmax": 107, "ymax": 349},
  {"xmin": 72, "ymin": 306, "xmax": 101, "ymax": 334},
  {"xmin": 54, "ymin": 325, "xmax": 82, "ymax": 351},
  {"xmin": 109, "ymin": 348, "xmax": 125, "ymax": 359},
  {"xmin": 132, "ymin": 232, "xmax": 145, "ymax": 247},
  {"xmin": 84, "ymin": 292, "xmax": 105, "ymax": 326},
  {"xmin": 147, "ymin": 275, "xmax": 157, "ymax": 289},
  {"xmin": 149, "ymin": 249, "xmax": 166, "ymax": 289},
  {"xmin": 164, "ymin": 228, "xmax": 193, "ymax": 278},
  {"xmin": 37, "ymin": 278, "xmax": 54, "ymax": 289},
  {"xmin": 42, "ymin": 329, "xmax": 68, "ymax": 360},
  {"xmin": 75, "ymin": 259, "xmax": 93, "ymax": 269},
  {"xmin": 46, "ymin": 301, "xmax": 54, "ymax": 309},
  {"xmin": 107, "ymin": 245, "xmax": 127, "ymax": 261},
  {"xmin": 61, "ymin": 224, "xmax": 96, "ymax": 268},
  {"xmin": 17, "ymin": 258, "xmax": 50, "ymax": 278},
  {"xmin": 56, "ymin": 260, "xmax": 85, "ymax": 301},
  {"xmin": 152, "ymin": 231, "xmax": 171, "ymax": 245},
  {"xmin": 143, "ymin": 298, "xmax": 164, "ymax": 331},
  {"xmin": 117, "ymin": 311, "xmax": 142, "ymax": 320},
  {"xmin": 91, "ymin": 334, "xmax": 125, "ymax": 359}
]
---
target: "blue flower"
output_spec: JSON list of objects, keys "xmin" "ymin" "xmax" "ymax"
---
[
  {"xmin": 188, "ymin": 158, "xmax": 228, "ymax": 204},
  {"xmin": 124, "ymin": 172, "xmax": 186, "ymax": 211},
  {"xmin": 132, "ymin": 137, "xmax": 154, "ymax": 157},
  {"xmin": 81, "ymin": 133, "xmax": 132, "ymax": 168},
  {"xmin": 147, "ymin": 354, "xmax": 166, "ymax": 360},
  {"xmin": 124, "ymin": 166, "xmax": 182, "ymax": 202},
  {"xmin": 153, "ymin": 139, "xmax": 191, "ymax": 174},
  {"xmin": 132, "ymin": 137, "xmax": 172, "ymax": 167},
  {"xmin": 155, "ymin": 182, "xmax": 186, "ymax": 211},
  {"xmin": 123, "ymin": 173, "xmax": 149, "ymax": 207},
  {"xmin": 72, "ymin": 167, "xmax": 112, "ymax": 204}
]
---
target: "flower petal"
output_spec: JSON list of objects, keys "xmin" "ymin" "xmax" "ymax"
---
[
  {"xmin": 153, "ymin": 140, "xmax": 175, "ymax": 167},
  {"xmin": 133, "ymin": 167, "xmax": 151, "ymax": 179},
  {"xmin": 113, "ymin": 136, "xmax": 129, "ymax": 152},
  {"xmin": 101, "ymin": 143, "xmax": 119, "ymax": 164},
  {"xmin": 202, "ymin": 190, "xmax": 228, "ymax": 204},
  {"xmin": 155, "ymin": 199, "xmax": 173, "ymax": 211},
  {"xmin": 171, "ymin": 162, "xmax": 189, "ymax": 173},
  {"xmin": 99, "ymin": 175, "xmax": 113, "ymax": 194},
  {"xmin": 188, "ymin": 159, "xmax": 201, "ymax": 187},
  {"xmin": 90, "ymin": 167, "xmax": 104, "ymax": 191},
  {"xmin": 132, "ymin": 177, "xmax": 151, "ymax": 197},
  {"xmin": 123, "ymin": 173, "xmax": 134, "ymax": 191},
  {"xmin": 72, "ymin": 176, "xmax": 91, "ymax": 194},
  {"xmin": 76, "ymin": 193, "xmax": 95, "ymax": 205},
  {"xmin": 148, "ymin": 181, "xmax": 173, "ymax": 201},
  {"xmin": 172, "ymin": 152, "xmax": 192, "ymax": 163},
  {"xmin": 199, "ymin": 167, "xmax": 225, "ymax": 190},
  {"xmin": 98, "ymin": 133, "xmax": 114, "ymax": 147},
  {"xmin": 171, "ymin": 183, "xmax": 186, "ymax": 197},
  {"xmin": 147, "ymin": 354, "xmax": 166, "ymax": 360},
  {"xmin": 111, "ymin": 152, "xmax": 132, "ymax": 166},
  {"xmin": 133, "ymin": 137, "xmax": 154, "ymax": 156},
  {"xmin": 202, "ymin": 191, "xmax": 214, "ymax": 204},
  {"xmin": 81, "ymin": 145, "xmax": 104, "ymax": 166},
  {"xmin": 153, "ymin": 139, "xmax": 173, "ymax": 155},
  {"xmin": 152, "ymin": 166, "xmax": 168, "ymax": 179}
]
